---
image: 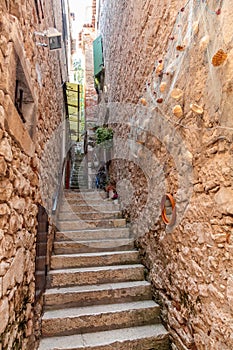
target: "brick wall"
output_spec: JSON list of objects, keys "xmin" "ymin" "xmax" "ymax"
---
[
  {"xmin": 99, "ymin": 1, "xmax": 233, "ymax": 349},
  {"xmin": 0, "ymin": 0, "xmax": 67, "ymax": 348}
]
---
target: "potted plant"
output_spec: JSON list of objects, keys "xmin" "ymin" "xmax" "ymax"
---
[{"xmin": 95, "ymin": 127, "xmax": 113, "ymax": 149}]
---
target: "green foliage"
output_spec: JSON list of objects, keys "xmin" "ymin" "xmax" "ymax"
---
[{"xmin": 95, "ymin": 127, "xmax": 113, "ymax": 146}]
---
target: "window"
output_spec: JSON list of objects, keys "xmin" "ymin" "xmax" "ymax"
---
[
  {"xmin": 15, "ymin": 80, "xmax": 25, "ymax": 122},
  {"xmin": 14, "ymin": 55, "xmax": 36, "ymax": 137}
]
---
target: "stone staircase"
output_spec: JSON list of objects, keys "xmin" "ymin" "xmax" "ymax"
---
[
  {"xmin": 70, "ymin": 153, "xmax": 88, "ymax": 190},
  {"xmin": 38, "ymin": 190, "xmax": 169, "ymax": 350}
]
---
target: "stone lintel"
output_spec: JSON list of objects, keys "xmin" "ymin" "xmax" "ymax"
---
[{"xmin": 3, "ymin": 95, "xmax": 35, "ymax": 157}]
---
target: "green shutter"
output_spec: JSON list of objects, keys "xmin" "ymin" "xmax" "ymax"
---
[{"xmin": 93, "ymin": 35, "xmax": 104, "ymax": 77}]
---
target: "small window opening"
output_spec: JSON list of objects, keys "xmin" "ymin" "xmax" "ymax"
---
[
  {"xmin": 14, "ymin": 56, "xmax": 35, "ymax": 137},
  {"xmin": 15, "ymin": 80, "xmax": 26, "ymax": 122}
]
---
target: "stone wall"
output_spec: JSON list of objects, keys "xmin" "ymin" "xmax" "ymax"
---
[
  {"xmin": 81, "ymin": 27, "xmax": 98, "ymax": 123},
  {"xmin": 0, "ymin": 0, "xmax": 67, "ymax": 348},
  {"xmin": 78, "ymin": 5, "xmax": 99, "ymax": 188},
  {"xmin": 80, "ymin": 0, "xmax": 98, "ymax": 124},
  {"xmin": 99, "ymin": 1, "xmax": 233, "ymax": 349}
]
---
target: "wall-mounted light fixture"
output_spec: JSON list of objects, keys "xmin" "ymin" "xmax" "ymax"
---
[{"xmin": 34, "ymin": 27, "xmax": 62, "ymax": 50}]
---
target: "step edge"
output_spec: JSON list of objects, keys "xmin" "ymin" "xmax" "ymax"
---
[
  {"xmin": 51, "ymin": 250, "xmax": 138, "ymax": 258},
  {"xmin": 44, "ymin": 280, "xmax": 151, "ymax": 294},
  {"xmin": 48, "ymin": 264, "xmax": 144, "ymax": 274},
  {"xmin": 42, "ymin": 300, "xmax": 160, "ymax": 319},
  {"xmin": 38, "ymin": 324, "xmax": 169, "ymax": 349}
]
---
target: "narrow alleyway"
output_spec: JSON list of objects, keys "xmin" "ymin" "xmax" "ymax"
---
[
  {"xmin": 38, "ymin": 190, "xmax": 169, "ymax": 349},
  {"xmin": 1, "ymin": 0, "xmax": 233, "ymax": 349}
]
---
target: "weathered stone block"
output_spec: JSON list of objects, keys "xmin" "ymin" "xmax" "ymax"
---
[
  {"xmin": 14, "ymin": 248, "xmax": 25, "ymax": 284},
  {"xmin": 227, "ymin": 276, "xmax": 233, "ymax": 311},
  {"xmin": 211, "ymin": 232, "xmax": 227, "ymax": 244},
  {"xmin": 0, "ymin": 229, "xmax": 4, "ymax": 241},
  {"xmin": 0, "ymin": 137, "xmax": 13, "ymax": 162},
  {"xmin": 0, "ymin": 234, "xmax": 14, "ymax": 259},
  {"xmin": 0, "ymin": 91, "xmax": 5, "ymax": 107},
  {"xmin": 0, "ymin": 277, "xmax": 2, "ymax": 298},
  {"xmin": 14, "ymin": 173, "xmax": 28, "ymax": 196},
  {"xmin": 25, "ymin": 319, "xmax": 33, "ymax": 337},
  {"xmin": 0, "ymin": 298, "xmax": 9, "ymax": 334},
  {"xmin": 11, "ymin": 197, "xmax": 26, "ymax": 213},
  {"xmin": 0, "ymin": 43, "xmax": 16, "ymax": 98},
  {"xmin": 0, "ymin": 156, "xmax": 7, "ymax": 177},
  {"xmin": 0, "ymin": 261, "xmax": 10, "ymax": 277},
  {"xmin": 28, "ymin": 172, "xmax": 39, "ymax": 187},
  {"xmin": 0, "ymin": 297, "xmax": 9, "ymax": 334},
  {"xmin": 0, "ymin": 215, "xmax": 8, "ymax": 230},
  {"xmin": 2, "ymin": 247, "xmax": 24, "ymax": 295},
  {"xmin": 9, "ymin": 212, "xmax": 22, "ymax": 233},
  {"xmin": 215, "ymin": 187, "xmax": 233, "ymax": 215},
  {"xmin": 0, "ymin": 179, "xmax": 13, "ymax": 202},
  {"xmin": 0, "ymin": 203, "xmax": 10, "ymax": 216}
]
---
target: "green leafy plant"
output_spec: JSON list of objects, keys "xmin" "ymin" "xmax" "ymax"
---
[{"xmin": 95, "ymin": 127, "xmax": 113, "ymax": 148}]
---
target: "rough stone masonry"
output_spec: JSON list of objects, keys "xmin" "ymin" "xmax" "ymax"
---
[
  {"xmin": 0, "ymin": 0, "xmax": 67, "ymax": 349},
  {"xmin": 98, "ymin": 0, "xmax": 233, "ymax": 349}
]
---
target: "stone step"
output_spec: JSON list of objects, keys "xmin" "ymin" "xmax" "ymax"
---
[
  {"xmin": 70, "ymin": 187, "xmax": 88, "ymax": 191},
  {"xmin": 55, "ymin": 227, "xmax": 130, "ymax": 242},
  {"xmin": 38, "ymin": 189, "xmax": 169, "ymax": 350},
  {"xmin": 50, "ymin": 250, "xmax": 139, "ymax": 269},
  {"xmin": 64, "ymin": 189, "xmax": 100, "ymax": 193},
  {"xmin": 63, "ymin": 192, "xmax": 108, "ymax": 199},
  {"xmin": 70, "ymin": 180, "xmax": 88, "ymax": 185},
  {"xmin": 70, "ymin": 173, "xmax": 86, "ymax": 177},
  {"xmin": 69, "ymin": 187, "xmax": 88, "ymax": 191},
  {"xmin": 63, "ymin": 191, "xmax": 106, "ymax": 198},
  {"xmin": 53, "ymin": 238, "xmax": 134, "ymax": 254},
  {"xmin": 58, "ymin": 211, "xmax": 120, "ymax": 221},
  {"xmin": 44, "ymin": 281, "xmax": 152, "ymax": 309},
  {"xmin": 60, "ymin": 203, "xmax": 120, "ymax": 212},
  {"xmin": 39, "ymin": 324, "xmax": 169, "ymax": 350},
  {"xmin": 63, "ymin": 189, "xmax": 98, "ymax": 193},
  {"xmin": 42, "ymin": 300, "xmax": 160, "ymax": 337},
  {"xmin": 63, "ymin": 196, "xmax": 107, "ymax": 203},
  {"xmin": 71, "ymin": 171, "xmax": 86, "ymax": 176},
  {"xmin": 70, "ymin": 179, "xmax": 87, "ymax": 184},
  {"xmin": 57, "ymin": 218, "xmax": 126, "ymax": 231},
  {"xmin": 70, "ymin": 184, "xmax": 88, "ymax": 188},
  {"xmin": 62, "ymin": 199, "xmax": 118, "ymax": 207},
  {"xmin": 70, "ymin": 182, "xmax": 88, "ymax": 187},
  {"xmin": 47, "ymin": 264, "xmax": 145, "ymax": 288}
]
